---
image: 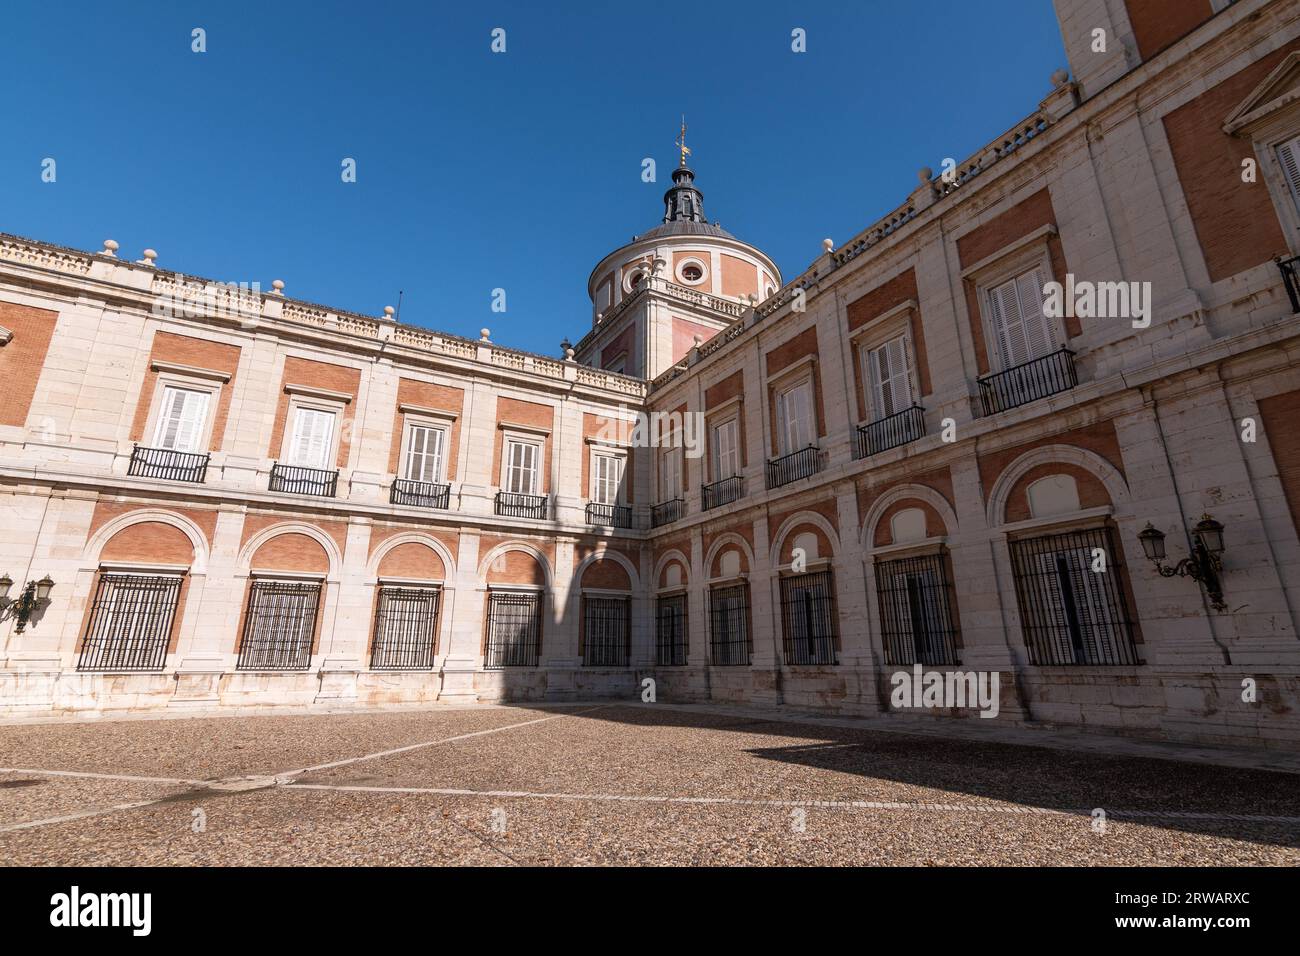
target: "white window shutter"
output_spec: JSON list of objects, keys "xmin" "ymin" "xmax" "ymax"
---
[
  {"xmin": 868, "ymin": 337, "xmax": 913, "ymax": 420},
  {"xmin": 290, "ymin": 408, "xmax": 334, "ymax": 468},
  {"xmin": 1277, "ymin": 137, "xmax": 1300, "ymax": 216},
  {"xmin": 1016, "ymin": 266, "xmax": 1054, "ymax": 359}
]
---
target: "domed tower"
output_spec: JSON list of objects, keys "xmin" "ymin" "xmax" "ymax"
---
[{"xmin": 576, "ymin": 125, "xmax": 781, "ymax": 380}]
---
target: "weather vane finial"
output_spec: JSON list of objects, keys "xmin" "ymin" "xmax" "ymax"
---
[{"xmin": 676, "ymin": 115, "xmax": 691, "ymax": 167}]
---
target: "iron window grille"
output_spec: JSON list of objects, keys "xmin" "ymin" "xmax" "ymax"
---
[
  {"xmin": 651, "ymin": 498, "xmax": 686, "ymax": 527},
  {"xmin": 495, "ymin": 491, "xmax": 549, "ymax": 520},
  {"xmin": 708, "ymin": 584, "xmax": 750, "ymax": 666},
  {"xmin": 1280, "ymin": 255, "xmax": 1300, "ymax": 314},
  {"xmin": 370, "ymin": 585, "xmax": 441, "ymax": 670},
  {"xmin": 127, "ymin": 445, "xmax": 210, "ymax": 483},
  {"xmin": 236, "ymin": 579, "xmax": 322, "ymax": 671},
  {"xmin": 585, "ymin": 502, "xmax": 633, "ymax": 529},
  {"xmin": 1008, "ymin": 526, "xmax": 1140, "ymax": 666},
  {"xmin": 779, "ymin": 570, "xmax": 838, "ymax": 665},
  {"xmin": 390, "ymin": 478, "xmax": 451, "ymax": 509},
  {"xmin": 875, "ymin": 552, "xmax": 961, "ymax": 666},
  {"xmin": 977, "ymin": 347, "xmax": 1077, "ymax": 416},
  {"xmin": 485, "ymin": 590, "xmax": 542, "ymax": 668},
  {"xmin": 655, "ymin": 594, "xmax": 688, "ymax": 666},
  {"xmin": 77, "ymin": 573, "xmax": 183, "ymax": 672},
  {"xmin": 269, "ymin": 462, "xmax": 338, "ymax": 498},
  {"xmin": 766, "ymin": 446, "xmax": 824, "ymax": 489},
  {"xmin": 702, "ymin": 475, "xmax": 744, "ymax": 511},
  {"xmin": 583, "ymin": 596, "xmax": 630, "ymax": 667},
  {"xmin": 854, "ymin": 405, "xmax": 926, "ymax": 459}
]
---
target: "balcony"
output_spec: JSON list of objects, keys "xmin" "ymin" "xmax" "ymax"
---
[
  {"xmin": 495, "ymin": 491, "xmax": 549, "ymax": 520},
  {"xmin": 1280, "ymin": 255, "xmax": 1300, "ymax": 314},
  {"xmin": 585, "ymin": 502, "xmax": 633, "ymax": 529},
  {"xmin": 390, "ymin": 478, "xmax": 451, "ymax": 510},
  {"xmin": 854, "ymin": 405, "xmax": 926, "ymax": 459},
  {"xmin": 765, "ymin": 445, "xmax": 824, "ymax": 489},
  {"xmin": 702, "ymin": 475, "xmax": 744, "ymax": 511},
  {"xmin": 127, "ymin": 445, "xmax": 210, "ymax": 483},
  {"xmin": 978, "ymin": 347, "xmax": 1077, "ymax": 416},
  {"xmin": 269, "ymin": 462, "xmax": 338, "ymax": 497},
  {"xmin": 651, "ymin": 498, "xmax": 686, "ymax": 527}
]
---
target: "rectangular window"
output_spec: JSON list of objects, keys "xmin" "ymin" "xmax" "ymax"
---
[
  {"xmin": 776, "ymin": 380, "xmax": 815, "ymax": 454},
  {"xmin": 153, "ymin": 386, "xmax": 210, "ymax": 452},
  {"xmin": 779, "ymin": 570, "xmax": 838, "ymax": 665},
  {"xmin": 583, "ymin": 596, "xmax": 629, "ymax": 667},
  {"xmin": 237, "ymin": 579, "xmax": 322, "ymax": 671},
  {"xmin": 592, "ymin": 453, "xmax": 624, "ymax": 505},
  {"xmin": 77, "ymin": 573, "xmax": 183, "ymax": 672},
  {"xmin": 485, "ymin": 590, "xmax": 541, "ymax": 667},
  {"xmin": 1277, "ymin": 135, "xmax": 1300, "ymax": 216},
  {"xmin": 287, "ymin": 407, "xmax": 336, "ymax": 469},
  {"xmin": 404, "ymin": 424, "xmax": 446, "ymax": 483},
  {"xmin": 655, "ymin": 594, "xmax": 688, "ymax": 666},
  {"xmin": 712, "ymin": 418, "xmax": 739, "ymax": 482},
  {"xmin": 370, "ymin": 585, "xmax": 440, "ymax": 670},
  {"xmin": 1008, "ymin": 527, "xmax": 1139, "ymax": 666},
  {"xmin": 988, "ymin": 266, "xmax": 1054, "ymax": 369},
  {"xmin": 866, "ymin": 335, "xmax": 914, "ymax": 421},
  {"xmin": 505, "ymin": 439, "xmax": 540, "ymax": 495},
  {"xmin": 708, "ymin": 584, "xmax": 750, "ymax": 666},
  {"xmin": 875, "ymin": 552, "xmax": 960, "ymax": 666},
  {"xmin": 659, "ymin": 446, "xmax": 682, "ymax": 501}
]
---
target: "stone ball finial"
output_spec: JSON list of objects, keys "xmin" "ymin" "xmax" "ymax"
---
[
  {"xmin": 918, "ymin": 166, "xmax": 933, "ymax": 184},
  {"xmin": 822, "ymin": 238, "xmax": 834, "ymax": 253},
  {"xmin": 693, "ymin": 334, "xmax": 703, "ymax": 347},
  {"xmin": 479, "ymin": 328, "xmax": 491, "ymax": 342},
  {"xmin": 1051, "ymin": 68, "xmax": 1069, "ymax": 87},
  {"xmin": 382, "ymin": 305, "xmax": 395, "ymax": 320},
  {"xmin": 565, "ymin": 347, "xmax": 575, "ymax": 362},
  {"xmin": 101, "ymin": 239, "xmax": 119, "ymax": 257},
  {"xmin": 271, "ymin": 279, "xmax": 285, "ymax": 294},
  {"xmin": 138, "ymin": 248, "xmax": 158, "ymax": 267}
]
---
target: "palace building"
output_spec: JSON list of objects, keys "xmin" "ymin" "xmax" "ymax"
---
[{"xmin": 3, "ymin": 0, "xmax": 1300, "ymax": 748}]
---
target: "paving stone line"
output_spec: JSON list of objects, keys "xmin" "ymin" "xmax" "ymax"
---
[{"xmin": 281, "ymin": 783, "xmax": 1300, "ymax": 824}]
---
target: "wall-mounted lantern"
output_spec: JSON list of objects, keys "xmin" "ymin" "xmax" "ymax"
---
[
  {"xmin": 0, "ymin": 574, "xmax": 55, "ymax": 633},
  {"xmin": 1138, "ymin": 514, "xmax": 1226, "ymax": 610}
]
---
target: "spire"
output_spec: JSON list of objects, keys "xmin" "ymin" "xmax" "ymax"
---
[{"xmin": 663, "ymin": 119, "xmax": 706, "ymax": 225}]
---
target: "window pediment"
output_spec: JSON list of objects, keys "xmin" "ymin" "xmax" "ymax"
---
[{"xmin": 1224, "ymin": 51, "xmax": 1300, "ymax": 137}]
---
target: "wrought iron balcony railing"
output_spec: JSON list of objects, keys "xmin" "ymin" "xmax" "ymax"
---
[
  {"xmin": 978, "ymin": 347, "xmax": 1077, "ymax": 416},
  {"xmin": 269, "ymin": 462, "xmax": 338, "ymax": 497},
  {"xmin": 127, "ymin": 445, "xmax": 210, "ymax": 483},
  {"xmin": 702, "ymin": 475, "xmax": 744, "ymax": 511},
  {"xmin": 1280, "ymin": 255, "xmax": 1300, "ymax": 314},
  {"xmin": 495, "ymin": 491, "xmax": 549, "ymax": 520},
  {"xmin": 854, "ymin": 405, "xmax": 926, "ymax": 459},
  {"xmin": 585, "ymin": 502, "xmax": 633, "ymax": 529},
  {"xmin": 651, "ymin": 498, "xmax": 686, "ymax": 527},
  {"xmin": 765, "ymin": 445, "xmax": 824, "ymax": 489},
  {"xmin": 390, "ymin": 478, "xmax": 451, "ymax": 509}
]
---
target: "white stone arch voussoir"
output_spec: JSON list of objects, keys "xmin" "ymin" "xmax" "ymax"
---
[
  {"xmin": 769, "ymin": 510, "xmax": 841, "ymax": 569},
  {"xmin": 573, "ymin": 547, "xmax": 641, "ymax": 592},
  {"xmin": 703, "ymin": 531, "xmax": 756, "ymax": 579},
  {"xmin": 860, "ymin": 484, "xmax": 959, "ymax": 551},
  {"xmin": 84, "ymin": 508, "xmax": 212, "ymax": 575},
  {"xmin": 651, "ymin": 548, "xmax": 691, "ymax": 591},
  {"xmin": 366, "ymin": 531, "xmax": 457, "ymax": 582},
  {"xmin": 236, "ymin": 522, "xmax": 344, "ymax": 581},
  {"xmin": 985, "ymin": 443, "xmax": 1129, "ymax": 528},
  {"xmin": 476, "ymin": 540, "xmax": 554, "ymax": 588}
]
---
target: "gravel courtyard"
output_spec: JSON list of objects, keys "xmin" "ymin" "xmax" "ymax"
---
[{"xmin": 1, "ymin": 703, "xmax": 1297, "ymax": 866}]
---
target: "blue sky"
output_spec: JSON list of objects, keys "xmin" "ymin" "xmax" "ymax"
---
[{"xmin": 0, "ymin": 1, "xmax": 1066, "ymax": 357}]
